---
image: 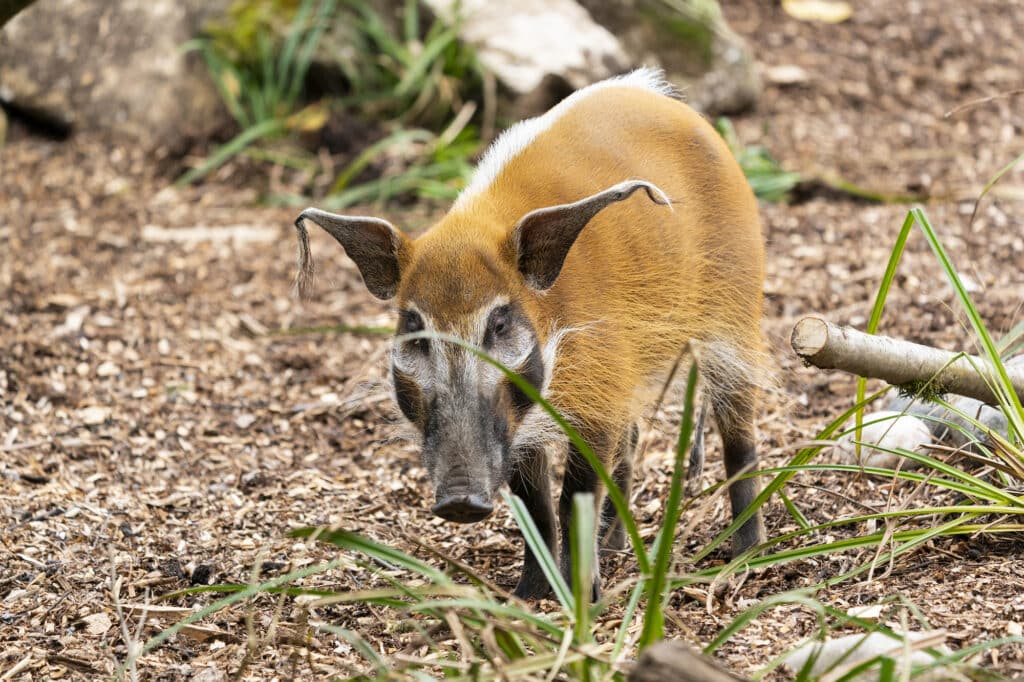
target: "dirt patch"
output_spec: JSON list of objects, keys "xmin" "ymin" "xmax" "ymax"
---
[{"xmin": 2, "ymin": 0, "xmax": 1024, "ymax": 678}]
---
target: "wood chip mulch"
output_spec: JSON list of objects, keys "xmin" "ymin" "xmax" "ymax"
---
[{"xmin": 2, "ymin": 0, "xmax": 1024, "ymax": 678}]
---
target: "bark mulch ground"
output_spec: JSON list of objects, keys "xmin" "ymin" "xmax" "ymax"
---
[{"xmin": 2, "ymin": 0, "xmax": 1023, "ymax": 678}]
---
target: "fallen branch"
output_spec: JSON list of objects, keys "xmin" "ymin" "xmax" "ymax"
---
[{"xmin": 791, "ymin": 317, "xmax": 1024, "ymax": 404}]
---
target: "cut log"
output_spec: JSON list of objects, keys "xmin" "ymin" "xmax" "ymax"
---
[
  {"xmin": 629, "ymin": 640, "xmax": 750, "ymax": 682},
  {"xmin": 791, "ymin": 317, "xmax": 1024, "ymax": 405}
]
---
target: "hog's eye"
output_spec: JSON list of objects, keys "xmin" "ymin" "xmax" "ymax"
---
[
  {"xmin": 486, "ymin": 305, "xmax": 512, "ymax": 342},
  {"xmin": 398, "ymin": 310, "xmax": 428, "ymax": 353}
]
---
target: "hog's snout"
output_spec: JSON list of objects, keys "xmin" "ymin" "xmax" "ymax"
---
[{"xmin": 431, "ymin": 493, "xmax": 494, "ymax": 523}]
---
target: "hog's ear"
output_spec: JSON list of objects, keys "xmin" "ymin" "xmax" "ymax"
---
[
  {"xmin": 294, "ymin": 208, "xmax": 411, "ymax": 300},
  {"xmin": 511, "ymin": 180, "xmax": 672, "ymax": 290}
]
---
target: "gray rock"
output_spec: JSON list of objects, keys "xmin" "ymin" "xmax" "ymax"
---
[
  {"xmin": 424, "ymin": 0, "xmax": 759, "ymax": 117},
  {"xmin": 884, "ymin": 355, "xmax": 1023, "ymax": 452},
  {"xmin": 0, "ymin": 0, "xmax": 232, "ymax": 149},
  {"xmin": 578, "ymin": 0, "xmax": 760, "ymax": 115},
  {"xmin": 424, "ymin": 0, "xmax": 628, "ymax": 113},
  {"xmin": 0, "ymin": 0, "xmax": 36, "ymax": 29}
]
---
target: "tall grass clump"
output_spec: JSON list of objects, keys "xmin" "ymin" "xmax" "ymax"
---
[{"xmin": 684, "ymin": 207, "xmax": 1023, "ymax": 589}]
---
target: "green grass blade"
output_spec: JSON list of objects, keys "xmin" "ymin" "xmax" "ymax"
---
[
  {"xmin": 704, "ymin": 590, "xmax": 824, "ymax": 654},
  {"xmin": 691, "ymin": 388, "xmax": 889, "ymax": 562},
  {"xmin": 329, "ymin": 127, "xmax": 434, "ymax": 193},
  {"xmin": 611, "ymin": 579, "xmax": 646, "ymax": 663},
  {"xmin": 404, "ymin": 598, "xmax": 565, "ymax": 638},
  {"xmin": 752, "ymin": 462, "xmax": 1012, "ymax": 502},
  {"xmin": 570, "ymin": 493, "xmax": 595, "ymax": 644},
  {"xmin": 277, "ymin": 0, "xmax": 314, "ymax": 91},
  {"xmin": 189, "ymin": 42, "xmax": 250, "ymax": 128},
  {"xmin": 291, "ymin": 527, "xmax": 452, "ymax": 585},
  {"xmin": 403, "ymin": 0, "xmax": 419, "ymax": 44},
  {"xmin": 779, "ymin": 490, "xmax": 812, "ymax": 530},
  {"xmin": 855, "ymin": 211, "xmax": 915, "ymax": 456},
  {"xmin": 284, "ymin": 0, "xmax": 336, "ymax": 108},
  {"xmin": 503, "ymin": 489, "xmax": 574, "ymax": 613},
  {"xmin": 998, "ymin": 319, "xmax": 1024, "ymax": 357},
  {"xmin": 911, "ymin": 207, "xmax": 1024, "ymax": 439},
  {"xmin": 314, "ymin": 623, "xmax": 389, "ymax": 673},
  {"xmin": 115, "ymin": 559, "xmax": 341, "ymax": 677},
  {"xmin": 395, "ymin": 27, "xmax": 459, "ymax": 98},
  {"xmin": 175, "ymin": 118, "xmax": 285, "ymax": 186},
  {"xmin": 690, "ymin": 514, "xmax": 992, "ymax": 587},
  {"xmin": 493, "ymin": 627, "xmax": 529, "ymax": 661},
  {"xmin": 968, "ymin": 149, "xmax": 1024, "ymax": 226},
  {"xmin": 639, "ymin": 361, "xmax": 698, "ymax": 650},
  {"xmin": 353, "ymin": 0, "xmax": 408, "ymax": 65}
]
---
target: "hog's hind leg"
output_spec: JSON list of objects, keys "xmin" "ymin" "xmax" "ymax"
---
[
  {"xmin": 599, "ymin": 423, "xmax": 638, "ymax": 552},
  {"xmin": 713, "ymin": 386, "xmax": 766, "ymax": 558}
]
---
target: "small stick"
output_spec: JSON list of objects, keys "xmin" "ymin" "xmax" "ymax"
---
[{"xmin": 791, "ymin": 317, "xmax": 1024, "ymax": 404}]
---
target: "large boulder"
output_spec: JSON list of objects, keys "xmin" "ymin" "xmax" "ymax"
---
[
  {"xmin": 424, "ymin": 0, "xmax": 759, "ymax": 116},
  {"xmin": 579, "ymin": 0, "xmax": 761, "ymax": 115},
  {"xmin": 0, "ymin": 0, "xmax": 232, "ymax": 150}
]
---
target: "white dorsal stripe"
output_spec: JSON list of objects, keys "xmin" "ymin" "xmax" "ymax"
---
[{"xmin": 452, "ymin": 67, "xmax": 678, "ymax": 210}]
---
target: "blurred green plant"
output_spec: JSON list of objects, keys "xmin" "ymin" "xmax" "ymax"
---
[
  {"xmin": 177, "ymin": 0, "xmax": 335, "ymax": 186},
  {"xmin": 181, "ymin": 0, "xmax": 489, "ymax": 205},
  {"xmin": 716, "ymin": 117, "xmax": 802, "ymax": 202}
]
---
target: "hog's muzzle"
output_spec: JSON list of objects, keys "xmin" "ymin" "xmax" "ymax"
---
[{"xmin": 431, "ymin": 492, "xmax": 494, "ymax": 523}]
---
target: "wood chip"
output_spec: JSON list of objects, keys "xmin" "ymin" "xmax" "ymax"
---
[{"xmin": 79, "ymin": 612, "xmax": 113, "ymax": 636}]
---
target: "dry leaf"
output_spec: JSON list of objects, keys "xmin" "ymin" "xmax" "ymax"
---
[
  {"xmin": 782, "ymin": 0, "xmax": 853, "ymax": 23},
  {"xmin": 77, "ymin": 406, "xmax": 110, "ymax": 426},
  {"xmin": 80, "ymin": 612, "xmax": 112, "ymax": 636},
  {"xmin": 179, "ymin": 624, "xmax": 238, "ymax": 643},
  {"xmin": 764, "ymin": 64, "xmax": 810, "ymax": 85},
  {"xmin": 847, "ymin": 604, "xmax": 884, "ymax": 621}
]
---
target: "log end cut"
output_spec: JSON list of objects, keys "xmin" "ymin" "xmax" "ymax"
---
[{"xmin": 790, "ymin": 316, "xmax": 829, "ymax": 358}]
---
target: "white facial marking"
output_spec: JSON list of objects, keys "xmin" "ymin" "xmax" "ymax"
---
[
  {"xmin": 392, "ymin": 304, "xmax": 442, "ymax": 389},
  {"xmin": 392, "ymin": 298, "xmax": 539, "ymax": 394},
  {"xmin": 510, "ymin": 325, "xmax": 576, "ymax": 455}
]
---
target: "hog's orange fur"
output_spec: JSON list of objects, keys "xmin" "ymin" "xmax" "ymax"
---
[{"xmin": 396, "ymin": 82, "xmax": 765, "ymax": 439}]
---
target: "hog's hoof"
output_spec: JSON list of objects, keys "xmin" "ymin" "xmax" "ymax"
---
[
  {"xmin": 512, "ymin": 574, "xmax": 552, "ymax": 601},
  {"xmin": 730, "ymin": 516, "xmax": 766, "ymax": 560},
  {"xmin": 600, "ymin": 523, "xmax": 626, "ymax": 552}
]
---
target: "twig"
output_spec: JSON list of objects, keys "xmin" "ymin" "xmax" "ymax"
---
[
  {"xmin": 0, "ymin": 653, "xmax": 33, "ymax": 680},
  {"xmin": 109, "ymin": 545, "xmax": 142, "ymax": 682},
  {"xmin": 945, "ymin": 89, "xmax": 1024, "ymax": 118},
  {"xmin": 0, "ymin": 439, "xmax": 48, "ymax": 452}
]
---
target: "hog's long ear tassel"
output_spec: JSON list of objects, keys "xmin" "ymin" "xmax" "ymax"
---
[
  {"xmin": 293, "ymin": 212, "xmax": 316, "ymax": 300},
  {"xmin": 290, "ymin": 207, "xmax": 408, "ymax": 301}
]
